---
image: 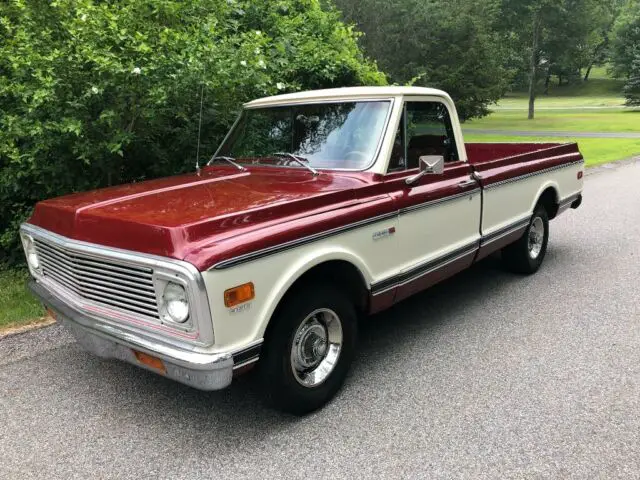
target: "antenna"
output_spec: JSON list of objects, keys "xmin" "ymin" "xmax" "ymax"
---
[{"xmin": 195, "ymin": 67, "xmax": 206, "ymax": 175}]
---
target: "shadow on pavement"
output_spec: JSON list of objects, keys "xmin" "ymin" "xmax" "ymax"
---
[{"xmin": 47, "ymin": 253, "xmax": 534, "ymax": 438}]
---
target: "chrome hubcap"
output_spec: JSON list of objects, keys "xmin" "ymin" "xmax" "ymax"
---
[
  {"xmin": 528, "ymin": 217, "xmax": 544, "ymax": 259},
  {"xmin": 290, "ymin": 308, "xmax": 343, "ymax": 387}
]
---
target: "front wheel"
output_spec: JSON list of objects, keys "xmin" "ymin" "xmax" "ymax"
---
[
  {"xmin": 258, "ymin": 284, "xmax": 357, "ymax": 415},
  {"xmin": 502, "ymin": 207, "xmax": 549, "ymax": 274}
]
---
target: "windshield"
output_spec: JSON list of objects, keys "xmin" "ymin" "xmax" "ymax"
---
[{"xmin": 214, "ymin": 101, "xmax": 391, "ymax": 170}]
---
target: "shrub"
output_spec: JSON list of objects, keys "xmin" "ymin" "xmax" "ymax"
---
[{"xmin": 0, "ymin": 0, "xmax": 384, "ymax": 265}]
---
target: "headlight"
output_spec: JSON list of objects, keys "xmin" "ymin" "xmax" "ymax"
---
[
  {"xmin": 21, "ymin": 234, "xmax": 40, "ymax": 271},
  {"xmin": 161, "ymin": 282, "xmax": 189, "ymax": 323}
]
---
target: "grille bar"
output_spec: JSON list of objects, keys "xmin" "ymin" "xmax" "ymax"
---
[
  {"xmin": 36, "ymin": 241, "xmax": 153, "ymax": 280},
  {"xmin": 36, "ymin": 252, "xmax": 156, "ymax": 294},
  {"xmin": 34, "ymin": 238, "xmax": 160, "ymax": 319},
  {"xmin": 39, "ymin": 259, "xmax": 157, "ymax": 304}
]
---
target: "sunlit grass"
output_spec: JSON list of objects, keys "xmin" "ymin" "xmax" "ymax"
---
[
  {"xmin": 465, "ymin": 109, "xmax": 640, "ymax": 132},
  {"xmin": 464, "ymin": 134, "xmax": 640, "ymax": 167},
  {"xmin": 0, "ymin": 269, "xmax": 44, "ymax": 329}
]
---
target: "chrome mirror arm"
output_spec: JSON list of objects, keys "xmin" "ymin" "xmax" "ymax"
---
[{"xmin": 405, "ymin": 155, "xmax": 444, "ymax": 186}]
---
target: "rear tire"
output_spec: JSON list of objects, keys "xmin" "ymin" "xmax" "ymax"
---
[
  {"xmin": 502, "ymin": 206, "xmax": 549, "ymax": 274},
  {"xmin": 258, "ymin": 283, "xmax": 357, "ymax": 415}
]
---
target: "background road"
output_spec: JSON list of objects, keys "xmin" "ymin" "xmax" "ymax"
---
[{"xmin": 1, "ymin": 160, "xmax": 639, "ymax": 479}]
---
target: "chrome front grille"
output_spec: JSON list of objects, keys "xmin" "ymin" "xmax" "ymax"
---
[{"xmin": 34, "ymin": 238, "xmax": 160, "ymax": 319}]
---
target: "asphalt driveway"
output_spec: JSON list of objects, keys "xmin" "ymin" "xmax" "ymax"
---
[{"xmin": 1, "ymin": 159, "xmax": 639, "ymax": 479}]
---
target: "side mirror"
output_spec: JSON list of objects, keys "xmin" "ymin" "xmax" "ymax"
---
[{"xmin": 406, "ymin": 155, "xmax": 444, "ymax": 185}]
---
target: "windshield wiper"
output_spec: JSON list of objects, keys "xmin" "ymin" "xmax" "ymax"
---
[
  {"xmin": 272, "ymin": 152, "xmax": 319, "ymax": 176},
  {"xmin": 209, "ymin": 155, "xmax": 246, "ymax": 171}
]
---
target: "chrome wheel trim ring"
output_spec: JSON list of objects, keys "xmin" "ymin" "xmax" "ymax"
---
[
  {"xmin": 290, "ymin": 308, "xmax": 343, "ymax": 388},
  {"xmin": 528, "ymin": 216, "xmax": 544, "ymax": 259}
]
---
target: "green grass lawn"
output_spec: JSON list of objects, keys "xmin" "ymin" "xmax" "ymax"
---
[
  {"xmin": 496, "ymin": 96, "xmax": 625, "ymax": 109},
  {"xmin": 464, "ymin": 134, "xmax": 640, "ymax": 167},
  {"xmin": 494, "ymin": 66, "xmax": 627, "ymax": 109},
  {"xmin": 463, "ymin": 69, "xmax": 640, "ymax": 165},
  {"xmin": 0, "ymin": 269, "xmax": 44, "ymax": 329},
  {"xmin": 465, "ymin": 109, "xmax": 640, "ymax": 133}
]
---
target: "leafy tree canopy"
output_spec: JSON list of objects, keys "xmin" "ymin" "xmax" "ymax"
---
[
  {"xmin": 333, "ymin": 0, "xmax": 511, "ymax": 120},
  {"xmin": 610, "ymin": 0, "xmax": 640, "ymax": 79},
  {"xmin": 0, "ymin": 0, "xmax": 384, "ymax": 264}
]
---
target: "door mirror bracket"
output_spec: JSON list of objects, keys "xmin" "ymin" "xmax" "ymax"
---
[{"xmin": 405, "ymin": 155, "xmax": 445, "ymax": 186}]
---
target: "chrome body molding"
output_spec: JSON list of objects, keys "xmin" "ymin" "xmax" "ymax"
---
[
  {"xmin": 371, "ymin": 241, "xmax": 478, "ymax": 296},
  {"xmin": 21, "ymin": 223, "xmax": 215, "ymax": 347},
  {"xmin": 399, "ymin": 188, "xmax": 480, "ymax": 215},
  {"xmin": 481, "ymin": 160, "xmax": 584, "ymax": 190},
  {"xmin": 480, "ymin": 218, "xmax": 530, "ymax": 248},
  {"xmin": 212, "ymin": 190, "xmax": 480, "ymax": 271},
  {"xmin": 28, "ymin": 281, "xmax": 262, "ymax": 390},
  {"xmin": 212, "ymin": 210, "xmax": 399, "ymax": 270}
]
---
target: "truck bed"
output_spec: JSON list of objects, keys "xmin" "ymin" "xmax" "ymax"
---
[{"xmin": 465, "ymin": 142, "xmax": 580, "ymax": 166}]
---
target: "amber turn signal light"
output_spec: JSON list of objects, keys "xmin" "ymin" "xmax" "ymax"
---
[
  {"xmin": 224, "ymin": 282, "xmax": 255, "ymax": 307},
  {"xmin": 133, "ymin": 350, "xmax": 166, "ymax": 373}
]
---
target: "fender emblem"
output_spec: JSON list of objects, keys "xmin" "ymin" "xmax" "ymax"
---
[
  {"xmin": 230, "ymin": 303, "xmax": 251, "ymax": 314},
  {"xmin": 372, "ymin": 227, "xmax": 396, "ymax": 241}
]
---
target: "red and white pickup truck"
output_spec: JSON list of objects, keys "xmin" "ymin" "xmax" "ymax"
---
[{"xmin": 21, "ymin": 87, "xmax": 583, "ymax": 413}]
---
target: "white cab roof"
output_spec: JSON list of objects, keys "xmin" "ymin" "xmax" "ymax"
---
[{"xmin": 244, "ymin": 86, "xmax": 451, "ymax": 108}]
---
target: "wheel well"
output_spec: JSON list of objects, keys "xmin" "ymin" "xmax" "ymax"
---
[
  {"xmin": 536, "ymin": 187, "xmax": 559, "ymax": 219},
  {"xmin": 264, "ymin": 260, "xmax": 369, "ymax": 338}
]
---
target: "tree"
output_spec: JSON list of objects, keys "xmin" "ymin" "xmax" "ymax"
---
[
  {"xmin": 500, "ymin": 0, "xmax": 606, "ymax": 119},
  {"xmin": 624, "ymin": 55, "xmax": 640, "ymax": 106},
  {"xmin": 581, "ymin": 0, "xmax": 625, "ymax": 82},
  {"xmin": 0, "ymin": 0, "xmax": 384, "ymax": 265},
  {"xmin": 610, "ymin": 0, "xmax": 640, "ymax": 79},
  {"xmin": 333, "ymin": 0, "xmax": 511, "ymax": 120}
]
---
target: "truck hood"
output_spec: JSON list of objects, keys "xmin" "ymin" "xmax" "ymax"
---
[{"xmin": 28, "ymin": 166, "xmax": 377, "ymax": 268}]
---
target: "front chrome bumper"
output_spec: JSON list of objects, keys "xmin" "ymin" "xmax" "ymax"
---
[{"xmin": 29, "ymin": 280, "xmax": 241, "ymax": 391}]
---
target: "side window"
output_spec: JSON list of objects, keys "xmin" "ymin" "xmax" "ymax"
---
[{"xmin": 387, "ymin": 101, "xmax": 459, "ymax": 172}]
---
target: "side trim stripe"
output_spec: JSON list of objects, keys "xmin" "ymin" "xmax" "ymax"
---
[
  {"xmin": 480, "ymin": 218, "xmax": 530, "ymax": 247},
  {"xmin": 371, "ymin": 241, "xmax": 479, "ymax": 295},
  {"xmin": 212, "ymin": 188, "xmax": 479, "ymax": 270},
  {"xmin": 482, "ymin": 160, "xmax": 583, "ymax": 190},
  {"xmin": 213, "ymin": 210, "xmax": 398, "ymax": 269},
  {"xmin": 371, "ymin": 215, "xmax": 533, "ymax": 295},
  {"xmin": 213, "ymin": 161, "xmax": 581, "ymax": 270},
  {"xmin": 400, "ymin": 188, "xmax": 480, "ymax": 215}
]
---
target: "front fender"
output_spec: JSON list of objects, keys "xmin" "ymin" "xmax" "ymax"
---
[{"xmin": 201, "ymin": 246, "xmax": 374, "ymax": 351}]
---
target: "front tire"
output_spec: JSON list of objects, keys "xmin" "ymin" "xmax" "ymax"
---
[
  {"xmin": 502, "ymin": 206, "xmax": 549, "ymax": 274},
  {"xmin": 258, "ymin": 284, "xmax": 358, "ymax": 415}
]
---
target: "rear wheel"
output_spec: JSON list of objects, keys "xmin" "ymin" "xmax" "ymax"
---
[
  {"xmin": 258, "ymin": 284, "xmax": 357, "ymax": 415},
  {"xmin": 502, "ymin": 206, "xmax": 549, "ymax": 274}
]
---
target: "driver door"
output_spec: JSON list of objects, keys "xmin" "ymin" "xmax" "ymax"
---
[{"xmin": 378, "ymin": 99, "xmax": 481, "ymax": 302}]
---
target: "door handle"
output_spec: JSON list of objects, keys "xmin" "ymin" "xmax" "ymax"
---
[{"xmin": 458, "ymin": 179, "xmax": 476, "ymax": 188}]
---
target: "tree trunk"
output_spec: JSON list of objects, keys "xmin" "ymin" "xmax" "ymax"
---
[
  {"xmin": 528, "ymin": 12, "xmax": 542, "ymax": 120},
  {"xmin": 544, "ymin": 71, "xmax": 551, "ymax": 95},
  {"xmin": 583, "ymin": 63, "xmax": 594, "ymax": 82}
]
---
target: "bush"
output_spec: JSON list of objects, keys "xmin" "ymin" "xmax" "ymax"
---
[{"xmin": 0, "ymin": 0, "xmax": 384, "ymax": 266}]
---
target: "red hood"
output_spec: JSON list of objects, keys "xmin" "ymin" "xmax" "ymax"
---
[{"xmin": 28, "ymin": 166, "xmax": 384, "ymax": 269}]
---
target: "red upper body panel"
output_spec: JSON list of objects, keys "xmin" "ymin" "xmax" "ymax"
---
[
  {"xmin": 28, "ymin": 142, "xmax": 582, "ymax": 270},
  {"xmin": 29, "ymin": 166, "xmax": 393, "ymax": 269}
]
